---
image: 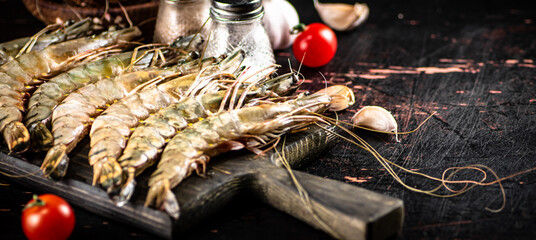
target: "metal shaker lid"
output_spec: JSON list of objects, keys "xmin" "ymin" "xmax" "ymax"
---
[{"xmin": 210, "ymin": 0, "xmax": 264, "ymax": 21}]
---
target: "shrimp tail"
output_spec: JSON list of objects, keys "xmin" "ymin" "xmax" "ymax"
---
[
  {"xmin": 92, "ymin": 158, "xmax": 122, "ymax": 192},
  {"xmin": 163, "ymin": 188, "xmax": 180, "ymax": 219},
  {"xmin": 113, "ymin": 167, "xmax": 136, "ymax": 207},
  {"xmin": 112, "ymin": 150, "xmax": 153, "ymax": 204},
  {"xmin": 41, "ymin": 145, "xmax": 69, "ymax": 179},
  {"xmin": 27, "ymin": 122, "xmax": 54, "ymax": 152},
  {"xmin": 3, "ymin": 121, "xmax": 30, "ymax": 154},
  {"xmin": 145, "ymin": 179, "xmax": 180, "ymax": 219}
]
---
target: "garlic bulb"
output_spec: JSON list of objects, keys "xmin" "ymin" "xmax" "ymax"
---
[
  {"xmin": 351, "ymin": 106, "xmax": 399, "ymax": 141},
  {"xmin": 314, "ymin": 0, "xmax": 369, "ymax": 31},
  {"xmin": 262, "ymin": 0, "xmax": 300, "ymax": 50}
]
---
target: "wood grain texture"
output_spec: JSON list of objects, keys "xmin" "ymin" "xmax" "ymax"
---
[
  {"xmin": 0, "ymin": 125, "xmax": 403, "ymax": 240},
  {"xmin": 1, "ymin": 0, "xmax": 535, "ymax": 239},
  {"xmin": 286, "ymin": 0, "xmax": 536, "ymax": 239}
]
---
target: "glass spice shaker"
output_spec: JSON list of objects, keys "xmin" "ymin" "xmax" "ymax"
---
[
  {"xmin": 205, "ymin": 0, "xmax": 275, "ymax": 75},
  {"xmin": 153, "ymin": 0, "xmax": 210, "ymax": 44}
]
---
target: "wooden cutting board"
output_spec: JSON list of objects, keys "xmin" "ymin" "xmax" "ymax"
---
[{"xmin": 0, "ymin": 124, "xmax": 403, "ymax": 240}]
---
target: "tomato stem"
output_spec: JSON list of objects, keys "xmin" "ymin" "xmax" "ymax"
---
[
  {"xmin": 22, "ymin": 194, "xmax": 46, "ymax": 211},
  {"xmin": 290, "ymin": 23, "xmax": 307, "ymax": 35}
]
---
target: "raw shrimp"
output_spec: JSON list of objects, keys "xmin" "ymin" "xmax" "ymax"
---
[
  {"xmin": 24, "ymin": 45, "xmax": 186, "ymax": 152},
  {"xmin": 105, "ymin": 72, "xmax": 299, "ymax": 204},
  {"xmin": 0, "ymin": 18, "xmax": 92, "ymax": 65},
  {"xmin": 145, "ymin": 85, "xmax": 355, "ymax": 218},
  {"xmin": 0, "ymin": 26, "xmax": 141, "ymax": 153},
  {"xmin": 87, "ymin": 50, "xmax": 245, "ymax": 192},
  {"xmin": 42, "ymin": 54, "xmax": 231, "ymax": 179}
]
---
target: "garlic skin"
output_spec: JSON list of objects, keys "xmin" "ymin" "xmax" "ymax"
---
[
  {"xmin": 351, "ymin": 106, "xmax": 399, "ymax": 141},
  {"xmin": 314, "ymin": 0, "xmax": 369, "ymax": 31},
  {"xmin": 262, "ymin": 0, "xmax": 300, "ymax": 50}
]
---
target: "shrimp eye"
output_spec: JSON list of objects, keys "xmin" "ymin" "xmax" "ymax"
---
[
  {"xmin": 292, "ymin": 74, "xmax": 299, "ymax": 83},
  {"xmin": 189, "ymin": 51, "xmax": 200, "ymax": 60},
  {"xmin": 65, "ymin": 20, "xmax": 75, "ymax": 26}
]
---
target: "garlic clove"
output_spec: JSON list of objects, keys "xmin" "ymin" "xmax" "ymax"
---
[
  {"xmin": 314, "ymin": 0, "xmax": 369, "ymax": 31},
  {"xmin": 314, "ymin": 85, "xmax": 356, "ymax": 111},
  {"xmin": 351, "ymin": 106, "xmax": 399, "ymax": 141}
]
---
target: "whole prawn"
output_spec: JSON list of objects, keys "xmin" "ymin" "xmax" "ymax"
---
[
  {"xmin": 102, "ymin": 71, "xmax": 299, "ymax": 204},
  {"xmin": 145, "ymin": 85, "xmax": 355, "ymax": 218},
  {"xmin": 0, "ymin": 18, "xmax": 92, "ymax": 65},
  {"xmin": 24, "ymin": 44, "xmax": 190, "ymax": 152},
  {"xmin": 42, "ymin": 53, "xmax": 235, "ymax": 179},
  {"xmin": 0, "ymin": 26, "xmax": 141, "ymax": 153},
  {"xmin": 87, "ymin": 50, "xmax": 245, "ymax": 192}
]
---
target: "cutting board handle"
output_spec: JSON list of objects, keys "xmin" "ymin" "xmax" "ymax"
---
[{"xmin": 252, "ymin": 164, "xmax": 404, "ymax": 240}]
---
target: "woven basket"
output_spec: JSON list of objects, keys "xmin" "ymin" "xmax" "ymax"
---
[{"xmin": 22, "ymin": 0, "xmax": 159, "ymax": 26}]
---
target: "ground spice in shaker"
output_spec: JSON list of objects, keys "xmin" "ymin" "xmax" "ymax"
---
[
  {"xmin": 153, "ymin": 0, "xmax": 210, "ymax": 44},
  {"xmin": 205, "ymin": 0, "xmax": 275, "ymax": 75}
]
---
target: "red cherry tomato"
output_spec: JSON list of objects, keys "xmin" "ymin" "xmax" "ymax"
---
[
  {"xmin": 292, "ymin": 23, "xmax": 338, "ymax": 67},
  {"xmin": 22, "ymin": 194, "xmax": 75, "ymax": 240}
]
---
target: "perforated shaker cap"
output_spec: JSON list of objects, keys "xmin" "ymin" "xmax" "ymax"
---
[{"xmin": 210, "ymin": 0, "xmax": 264, "ymax": 21}]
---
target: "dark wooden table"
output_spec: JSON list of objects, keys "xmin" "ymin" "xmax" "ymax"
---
[{"xmin": 1, "ymin": 0, "xmax": 535, "ymax": 239}]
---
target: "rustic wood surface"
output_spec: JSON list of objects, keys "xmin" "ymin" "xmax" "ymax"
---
[
  {"xmin": 0, "ymin": 124, "xmax": 403, "ymax": 239},
  {"xmin": 1, "ymin": 0, "xmax": 536, "ymax": 239}
]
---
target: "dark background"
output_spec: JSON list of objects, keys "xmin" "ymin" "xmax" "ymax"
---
[{"xmin": 1, "ymin": 0, "xmax": 535, "ymax": 239}]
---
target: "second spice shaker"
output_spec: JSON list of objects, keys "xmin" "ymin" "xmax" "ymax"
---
[{"xmin": 153, "ymin": 0, "xmax": 210, "ymax": 44}]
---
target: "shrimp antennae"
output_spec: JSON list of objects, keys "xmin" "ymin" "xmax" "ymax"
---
[
  {"xmin": 117, "ymin": 1, "xmax": 133, "ymax": 28},
  {"xmin": 198, "ymin": 31, "xmax": 211, "ymax": 72},
  {"xmin": 230, "ymin": 64, "xmax": 279, "ymax": 110},
  {"xmin": 274, "ymin": 136, "xmax": 342, "ymax": 239},
  {"xmin": 186, "ymin": 17, "xmax": 210, "ymax": 51},
  {"xmin": 66, "ymin": 4, "xmax": 83, "ymax": 21},
  {"xmin": 101, "ymin": 0, "xmax": 110, "ymax": 24},
  {"xmin": 313, "ymin": 112, "xmax": 512, "ymax": 213},
  {"xmin": 235, "ymin": 68, "xmax": 280, "ymax": 108}
]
